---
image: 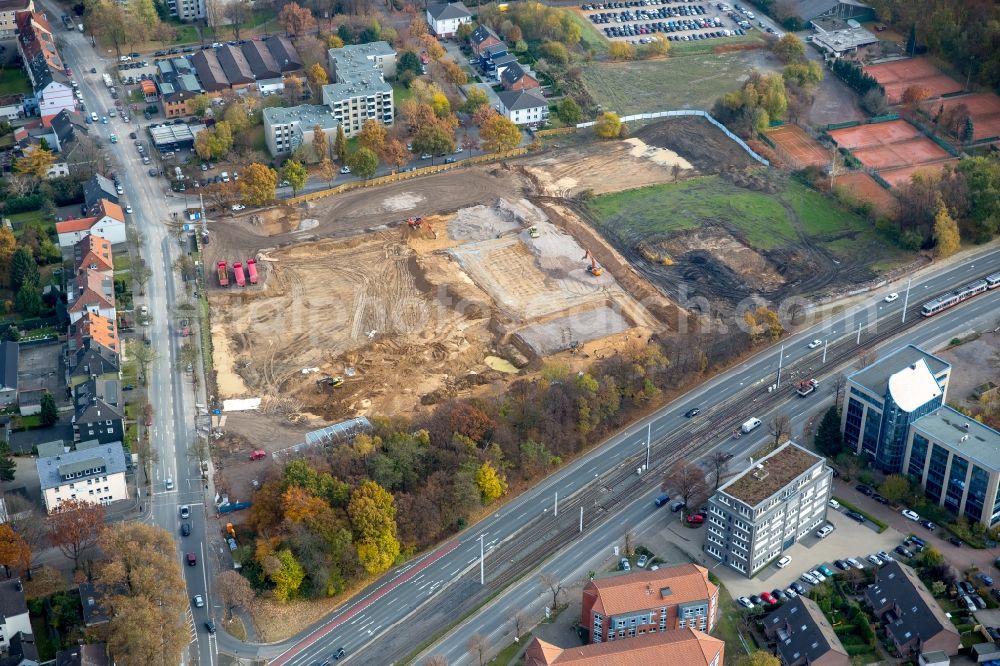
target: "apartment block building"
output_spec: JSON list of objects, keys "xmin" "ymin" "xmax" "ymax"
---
[
  {"xmin": 328, "ymin": 41, "xmax": 397, "ymax": 82},
  {"xmin": 581, "ymin": 564, "xmax": 718, "ymax": 643},
  {"xmin": 842, "ymin": 344, "xmax": 950, "ymax": 472},
  {"xmin": 705, "ymin": 442, "xmax": 832, "ymax": 577},
  {"xmin": 904, "ymin": 405, "xmax": 1000, "ymax": 527},
  {"xmin": 36, "ymin": 440, "xmax": 129, "ymax": 513},
  {"xmin": 262, "ymin": 104, "xmax": 339, "ymax": 157},
  {"xmin": 166, "ymin": 0, "xmax": 204, "ymax": 22}
]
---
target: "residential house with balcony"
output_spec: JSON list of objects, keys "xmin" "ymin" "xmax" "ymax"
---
[
  {"xmin": 497, "ymin": 88, "xmax": 548, "ymax": 126},
  {"xmin": 37, "ymin": 440, "xmax": 129, "ymax": 512},
  {"xmin": 426, "ymin": 1, "xmax": 472, "ymax": 37},
  {"xmin": 71, "ymin": 379, "xmax": 124, "ymax": 445}
]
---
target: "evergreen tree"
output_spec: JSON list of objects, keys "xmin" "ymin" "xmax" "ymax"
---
[
  {"xmin": 962, "ymin": 117, "xmax": 975, "ymax": 143},
  {"xmin": 14, "ymin": 284, "xmax": 41, "ymax": 317},
  {"xmin": 9, "ymin": 248, "xmax": 38, "ymax": 292},
  {"xmin": 814, "ymin": 406, "xmax": 843, "ymax": 457},
  {"xmin": 39, "ymin": 392, "xmax": 58, "ymax": 427}
]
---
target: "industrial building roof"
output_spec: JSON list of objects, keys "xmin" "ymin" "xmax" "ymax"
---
[
  {"xmin": 849, "ymin": 344, "xmax": 949, "ymax": 398},
  {"xmin": 912, "ymin": 406, "xmax": 1000, "ymax": 472},
  {"xmin": 263, "ymin": 104, "xmax": 338, "ymax": 129},
  {"xmin": 719, "ymin": 441, "xmax": 823, "ymax": 507},
  {"xmin": 36, "ymin": 441, "xmax": 127, "ymax": 491}
]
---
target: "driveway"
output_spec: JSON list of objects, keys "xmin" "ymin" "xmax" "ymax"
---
[
  {"xmin": 833, "ymin": 479, "xmax": 998, "ymax": 573},
  {"xmin": 440, "ymin": 39, "xmax": 503, "ymax": 112}
]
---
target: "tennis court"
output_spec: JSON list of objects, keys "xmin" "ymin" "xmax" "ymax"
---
[
  {"xmin": 767, "ymin": 125, "xmax": 829, "ymax": 168},
  {"xmin": 924, "ymin": 93, "xmax": 1000, "ymax": 141},
  {"xmin": 865, "ymin": 58, "xmax": 963, "ymax": 105},
  {"xmin": 829, "ymin": 119, "xmax": 954, "ymax": 188},
  {"xmin": 833, "ymin": 172, "xmax": 897, "ymax": 216}
]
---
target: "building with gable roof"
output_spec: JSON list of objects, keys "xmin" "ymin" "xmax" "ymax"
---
[
  {"xmin": 56, "ymin": 201, "xmax": 125, "ymax": 247},
  {"xmin": 56, "ymin": 642, "xmax": 110, "ymax": 666},
  {"xmin": 68, "ymin": 337, "xmax": 120, "ymax": 386},
  {"xmin": 69, "ymin": 313, "xmax": 119, "ymax": 356},
  {"xmin": 469, "ymin": 24, "xmax": 502, "ymax": 56},
  {"xmin": 581, "ymin": 563, "xmax": 718, "ymax": 643},
  {"xmin": 0, "ymin": 0, "xmax": 33, "ymax": 39},
  {"xmin": 191, "ymin": 49, "xmax": 229, "ymax": 92},
  {"xmin": 71, "ymin": 379, "xmax": 124, "ymax": 445},
  {"xmin": 0, "ymin": 579, "xmax": 32, "ymax": 651},
  {"xmin": 497, "ymin": 88, "xmax": 548, "ymax": 126},
  {"xmin": 241, "ymin": 40, "xmax": 281, "ymax": 80},
  {"xmin": 67, "ymin": 271, "xmax": 115, "ymax": 324},
  {"xmin": 763, "ymin": 596, "xmax": 850, "ymax": 666},
  {"xmin": 501, "ymin": 62, "xmax": 539, "ymax": 91},
  {"xmin": 426, "ymin": 1, "xmax": 472, "ymax": 37},
  {"xmin": 82, "ymin": 174, "xmax": 118, "ymax": 207},
  {"xmin": 216, "ymin": 43, "xmax": 255, "ymax": 87},
  {"xmin": 73, "ymin": 235, "xmax": 113, "ymax": 275},
  {"xmin": 264, "ymin": 35, "xmax": 302, "ymax": 72},
  {"xmin": 864, "ymin": 560, "xmax": 958, "ymax": 657},
  {"xmin": 15, "ymin": 10, "xmax": 74, "ymax": 125},
  {"xmin": 525, "ymin": 628, "xmax": 723, "ymax": 666}
]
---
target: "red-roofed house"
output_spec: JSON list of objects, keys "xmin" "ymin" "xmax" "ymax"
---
[
  {"xmin": 56, "ymin": 200, "xmax": 125, "ymax": 247},
  {"xmin": 73, "ymin": 234, "xmax": 113, "ymax": 276},
  {"xmin": 581, "ymin": 564, "xmax": 718, "ymax": 643},
  {"xmin": 70, "ymin": 311, "xmax": 119, "ymax": 354},
  {"xmin": 15, "ymin": 10, "xmax": 74, "ymax": 125},
  {"xmin": 525, "ymin": 628, "xmax": 724, "ymax": 666},
  {"xmin": 68, "ymin": 271, "xmax": 115, "ymax": 324}
]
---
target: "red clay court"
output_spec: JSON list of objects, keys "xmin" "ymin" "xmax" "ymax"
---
[
  {"xmin": 833, "ymin": 172, "xmax": 897, "ymax": 216},
  {"xmin": 829, "ymin": 119, "xmax": 955, "ymax": 188},
  {"xmin": 767, "ymin": 125, "xmax": 829, "ymax": 169},
  {"xmin": 865, "ymin": 58, "xmax": 963, "ymax": 105},
  {"xmin": 924, "ymin": 92, "xmax": 1000, "ymax": 141}
]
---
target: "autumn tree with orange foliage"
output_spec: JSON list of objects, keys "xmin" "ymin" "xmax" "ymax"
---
[
  {"xmin": 0, "ymin": 525, "xmax": 30, "ymax": 578},
  {"xmin": 279, "ymin": 2, "xmax": 316, "ymax": 36},
  {"xmin": 48, "ymin": 499, "xmax": 105, "ymax": 569}
]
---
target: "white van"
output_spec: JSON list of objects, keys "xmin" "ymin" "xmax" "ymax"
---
[
  {"xmin": 740, "ymin": 417, "xmax": 762, "ymax": 433},
  {"xmin": 221, "ymin": 171, "xmax": 230, "ymax": 182}
]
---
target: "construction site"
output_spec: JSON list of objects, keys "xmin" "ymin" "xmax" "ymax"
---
[{"xmin": 203, "ymin": 115, "xmax": 906, "ymax": 428}]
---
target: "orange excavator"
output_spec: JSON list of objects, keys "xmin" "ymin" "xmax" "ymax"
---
[
  {"xmin": 583, "ymin": 248, "xmax": 603, "ymax": 277},
  {"xmin": 407, "ymin": 216, "xmax": 423, "ymax": 229}
]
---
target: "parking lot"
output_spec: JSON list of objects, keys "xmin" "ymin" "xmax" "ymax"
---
[
  {"xmin": 580, "ymin": 0, "xmax": 755, "ymax": 43},
  {"xmin": 710, "ymin": 509, "xmax": 903, "ymax": 600}
]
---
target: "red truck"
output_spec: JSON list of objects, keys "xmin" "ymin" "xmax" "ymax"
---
[
  {"xmin": 795, "ymin": 378, "xmax": 818, "ymax": 397},
  {"xmin": 217, "ymin": 261, "xmax": 229, "ymax": 286},
  {"xmin": 233, "ymin": 261, "xmax": 246, "ymax": 287},
  {"xmin": 246, "ymin": 259, "xmax": 258, "ymax": 285}
]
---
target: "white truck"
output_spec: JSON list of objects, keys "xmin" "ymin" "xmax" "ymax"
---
[
  {"xmin": 740, "ymin": 417, "xmax": 762, "ymax": 434},
  {"xmin": 102, "ymin": 73, "xmax": 113, "ymax": 89}
]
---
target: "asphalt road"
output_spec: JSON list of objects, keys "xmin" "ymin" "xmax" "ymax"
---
[
  {"xmin": 45, "ymin": 9, "xmax": 215, "ymax": 665},
  {"xmin": 425, "ymin": 274, "xmax": 1000, "ymax": 665},
  {"xmin": 258, "ymin": 247, "xmax": 1000, "ymax": 666}
]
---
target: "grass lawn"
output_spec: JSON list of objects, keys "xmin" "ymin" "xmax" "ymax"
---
[
  {"xmin": 392, "ymin": 81, "xmax": 413, "ymax": 108},
  {"xmin": 247, "ymin": 125, "xmax": 266, "ymax": 153},
  {"xmin": 564, "ymin": 9, "xmax": 610, "ymax": 54},
  {"xmin": 7, "ymin": 209, "xmax": 51, "ymax": 236},
  {"xmin": 715, "ymin": 586, "xmax": 750, "ymax": 660},
  {"xmin": 580, "ymin": 49, "xmax": 777, "ymax": 115},
  {"xmin": 587, "ymin": 176, "xmax": 906, "ymax": 263},
  {"xmin": 0, "ymin": 69, "xmax": 32, "ymax": 96},
  {"xmin": 587, "ymin": 176, "xmax": 793, "ymax": 249},
  {"xmin": 667, "ymin": 32, "xmax": 765, "ymax": 55}
]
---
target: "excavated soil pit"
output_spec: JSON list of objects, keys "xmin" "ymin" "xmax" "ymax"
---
[{"xmin": 660, "ymin": 228, "xmax": 786, "ymax": 293}]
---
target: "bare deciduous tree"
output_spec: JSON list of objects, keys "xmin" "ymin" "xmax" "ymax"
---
[
  {"xmin": 622, "ymin": 528, "xmax": 634, "ymax": 557},
  {"xmin": 768, "ymin": 413, "xmax": 791, "ymax": 446},
  {"xmin": 540, "ymin": 572, "xmax": 564, "ymax": 610},
  {"xmin": 857, "ymin": 349, "xmax": 879, "ymax": 369},
  {"xmin": 466, "ymin": 632, "xmax": 488, "ymax": 666},
  {"xmin": 832, "ymin": 372, "xmax": 847, "ymax": 407},
  {"xmin": 707, "ymin": 450, "xmax": 731, "ymax": 490},
  {"xmin": 510, "ymin": 608, "xmax": 529, "ymax": 638},
  {"xmin": 661, "ymin": 461, "xmax": 707, "ymax": 512},
  {"xmin": 423, "ymin": 657, "xmax": 448, "ymax": 666}
]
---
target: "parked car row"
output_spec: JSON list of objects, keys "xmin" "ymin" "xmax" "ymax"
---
[
  {"xmin": 582, "ymin": 0, "xmax": 702, "ymax": 9},
  {"xmin": 589, "ymin": 4, "xmax": 708, "ymax": 23}
]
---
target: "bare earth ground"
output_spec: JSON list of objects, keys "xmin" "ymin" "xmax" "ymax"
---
[{"xmin": 522, "ymin": 139, "xmax": 692, "ymax": 197}]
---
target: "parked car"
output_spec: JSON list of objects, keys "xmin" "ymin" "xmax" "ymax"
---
[
  {"xmin": 950, "ymin": 536, "xmax": 963, "ymax": 547},
  {"xmin": 855, "ymin": 484, "xmax": 873, "ymax": 496},
  {"xmin": 978, "ymin": 573, "xmax": 994, "ymax": 587},
  {"xmin": 847, "ymin": 558, "xmax": 865, "ymax": 570},
  {"xmin": 760, "ymin": 591, "xmax": 777, "ymax": 605},
  {"xmin": 895, "ymin": 545, "xmax": 914, "ymax": 558},
  {"xmin": 834, "ymin": 559, "xmax": 850, "ymax": 570},
  {"xmin": 901, "ymin": 508, "xmax": 920, "ymax": 521},
  {"xmin": 670, "ymin": 500, "xmax": 686, "ymax": 513},
  {"xmin": 636, "ymin": 554, "xmax": 649, "ymax": 568},
  {"xmin": 620, "ymin": 558, "xmax": 630, "ymax": 571},
  {"xmin": 771, "ymin": 589, "xmax": 787, "ymax": 601},
  {"xmin": 868, "ymin": 554, "xmax": 883, "ymax": 566},
  {"xmin": 846, "ymin": 511, "xmax": 866, "ymax": 523},
  {"xmin": 960, "ymin": 581, "xmax": 976, "ymax": 596},
  {"xmin": 962, "ymin": 595, "xmax": 977, "ymax": 612},
  {"xmin": 828, "ymin": 498, "xmax": 840, "ymax": 509},
  {"xmin": 340, "ymin": 166, "xmax": 351, "ymax": 174},
  {"xmin": 749, "ymin": 594, "xmax": 762, "ymax": 606},
  {"xmin": 737, "ymin": 596, "xmax": 754, "ymax": 608},
  {"xmin": 973, "ymin": 595, "xmax": 987, "ymax": 610},
  {"xmin": 815, "ymin": 524, "xmax": 834, "ymax": 539},
  {"xmin": 808, "ymin": 569, "xmax": 826, "ymax": 582},
  {"xmin": 878, "ymin": 550, "xmax": 894, "ymax": 562},
  {"xmin": 872, "ymin": 494, "xmax": 890, "ymax": 504},
  {"xmin": 920, "ymin": 519, "xmax": 937, "ymax": 530},
  {"xmin": 817, "ymin": 564, "xmax": 834, "ymax": 578},
  {"xmin": 776, "ymin": 556, "xmax": 791, "ymax": 569},
  {"xmin": 800, "ymin": 572, "xmax": 818, "ymax": 585},
  {"xmin": 790, "ymin": 582, "xmax": 806, "ymax": 595},
  {"xmin": 685, "ymin": 514, "xmax": 704, "ymax": 525}
]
